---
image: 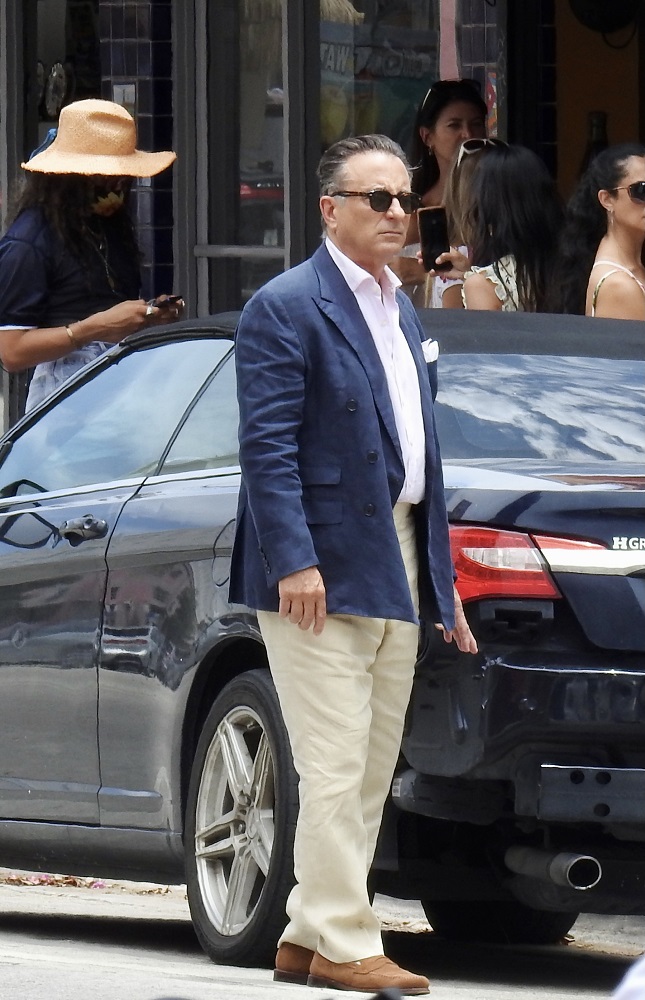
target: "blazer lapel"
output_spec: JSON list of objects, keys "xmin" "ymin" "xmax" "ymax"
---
[
  {"xmin": 399, "ymin": 305, "xmax": 431, "ymax": 394},
  {"xmin": 398, "ymin": 300, "xmax": 437, "ymax": 453},
  {"xmin": 311, "ymin": 244, "xmax": 402, "ymax": 459}
]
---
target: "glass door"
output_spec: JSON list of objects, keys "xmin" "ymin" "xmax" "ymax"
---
[
  {"xmin": 196, "ymin": 0, "xmax": 285, "ymax": 312},
  {"xmin": 185, "ymin": 0, "xmax": 500, "ymax": 315}
]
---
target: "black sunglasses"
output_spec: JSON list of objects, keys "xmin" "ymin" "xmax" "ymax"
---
[
  {"xmin": 331, "ymin": 189, "xmax": 422, "ymax": 215},
  {"xmin": 613, "ymin": 181, "xmax": 645, "ymax": 204}
]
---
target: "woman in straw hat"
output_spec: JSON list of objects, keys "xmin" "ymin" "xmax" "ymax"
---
[{"xmin": 0, "ymin": 98, "xmax": 180, "ymax": 412}]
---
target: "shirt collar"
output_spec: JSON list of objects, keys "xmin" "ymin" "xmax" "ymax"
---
[{"xmin": 325, "ymin": 236, "xmax": 401, "ymax": 297}]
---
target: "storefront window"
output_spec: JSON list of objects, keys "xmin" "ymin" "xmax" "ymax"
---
[
  {"xmin": 320, "ymin": 0, "xmax": 440, "ymax": 155},
  {"xmin": 205, "ymin": 0, "xmax": 285, "ymax": 310},
  {"xmin": 196, "ymin": 0, "xmax": 502, "ymax": 313},
  {"xmin": 35, "ymin": 0, "xmax": 100, "ymax": 141},
  {"xmin": 238, "ymin": 2, "xmax": 285, "ymax": 293}
]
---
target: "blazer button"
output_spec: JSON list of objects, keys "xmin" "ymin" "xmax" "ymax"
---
[
  {"xmin": 346, "ymin": 398, "xmax": 358, "ymax": 412},
  {"xmin": 367, "ymin": 450, "xmax": 378, "ymax": 463},
  {"xmin": 363, "ymin": 503, "xmax": 376, "ymax": 516}
]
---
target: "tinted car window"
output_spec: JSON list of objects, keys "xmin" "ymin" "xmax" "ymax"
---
[
  {"xmin": 0, "ymin": 339, "xmax": 232, "ymax": 497},
  {"xmin": 159, "ymin": 352, "xmax": 239, "ymax": 474},
  {"xmin": 436, "ymin": 355, "xmax": 645, "ymax": 462}
]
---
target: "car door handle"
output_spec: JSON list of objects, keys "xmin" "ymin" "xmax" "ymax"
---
[{"xmin": 58, "ymin": 515, "xmax": 109, "ymax": 542}]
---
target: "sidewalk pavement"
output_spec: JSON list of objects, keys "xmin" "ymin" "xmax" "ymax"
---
[{"xmin": 0, "ymin": 868, "xmax": 643, "ymax": 958}]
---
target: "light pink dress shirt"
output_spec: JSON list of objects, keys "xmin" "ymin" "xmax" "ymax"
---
[{"xmin": 325, "ymin": 237, "xmax": 425, "ymax": 504}]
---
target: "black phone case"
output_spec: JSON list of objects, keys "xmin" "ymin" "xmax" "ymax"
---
[{"xmin": 418, "ymin": 207, "xmax": 451, "ymax": 272}]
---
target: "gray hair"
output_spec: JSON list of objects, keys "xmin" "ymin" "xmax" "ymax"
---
[{"xmin": 317, "ymin": 134, "xmax": 412, "ymax": 196}]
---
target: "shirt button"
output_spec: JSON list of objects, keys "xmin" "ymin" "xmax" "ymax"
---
[
  {"xmin": 363, "ymin": 503, "xmax": 376, "ymax": 516},
  {"xmin": 367, "ymin": 451, "xmax": 378, "ymax": 463},
  {"xmin": 346, "ymin": 398, "xmax": 358, "ymax": 412}
]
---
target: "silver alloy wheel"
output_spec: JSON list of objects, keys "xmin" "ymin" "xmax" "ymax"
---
[{"xmin": 193, "ymin": 704, "xmax": 275, "ymax": 937}]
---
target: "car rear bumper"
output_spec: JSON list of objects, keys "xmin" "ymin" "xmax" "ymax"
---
[{"xmin": 403, "ymin": 655, "xmax": 645, "ymax": 781}]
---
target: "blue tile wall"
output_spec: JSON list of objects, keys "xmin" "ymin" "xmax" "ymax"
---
[
  {"xmin": 100, "ymin": 0, "xmax": 175, "ymax": 299},
  {"xmin": 457, "ymin": 0, "xmax": 557, "ymax": 174},
  {"xmin": 457, "ymin": 0, "xmax": 498, "ymax": 99}
]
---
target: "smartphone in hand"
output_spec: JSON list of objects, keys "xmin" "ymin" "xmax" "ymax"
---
[
  {"xmin": 148, "ymin": 295, "xmax": 183, "ymax": 308},
  {"xmin": 418, "ymin": 207, "xmax": 451, "ymax": 273}
]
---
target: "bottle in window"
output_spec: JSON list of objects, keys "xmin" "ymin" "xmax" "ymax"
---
[{"xmin": 578, "ymin": 111, "xmax": 608, "ymax": 176}]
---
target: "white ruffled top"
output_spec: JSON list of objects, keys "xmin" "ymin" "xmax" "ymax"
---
[{"xmin": 462, "ymin": 254, "xmax": 521, "ymax": 311}]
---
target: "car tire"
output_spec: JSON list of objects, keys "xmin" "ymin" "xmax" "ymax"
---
[
  {"xmin": 185, "ymin": 668, "xmax": 298, "ymax": 966},
  {"xmin": 420, "ymin": 899, "xmax": 578, "ymax": 945}
]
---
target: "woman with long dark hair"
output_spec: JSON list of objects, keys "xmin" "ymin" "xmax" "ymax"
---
[
  {"xmin": 393, "ymin": 78, "xmax": 488, "ymax": 307},
  {"xmin": 0, "ymin": 99, "xmax": 181, "ymax": 412},
  {"xmin": 555, "ymin": 143, "xmax": 645, "ymax": 318},
  {"xmin": 461, "ymin": 143, "xmax": 563, "ymax": 312}
]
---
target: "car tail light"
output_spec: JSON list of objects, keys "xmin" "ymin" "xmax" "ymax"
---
[
  {"xmin": 451, "ymin": 527, "xmax": 607, "ymax": 602},
  {"xmin": 451, "ymin": 526, "xmax": 560, "ymax": 602}
]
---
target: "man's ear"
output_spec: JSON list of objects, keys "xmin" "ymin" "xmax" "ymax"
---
[{"xmin": 320, "ymin": 195, "xmax": 337, "ymax": 232}]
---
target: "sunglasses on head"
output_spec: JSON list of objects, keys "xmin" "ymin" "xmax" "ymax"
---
[
  {"xmin": 421, "ymin": 78, "xmax": 482, "ymax": 111},
  {"xmin": 613, "ymin": 181, "xmax": 645, "ymax": 203},
  {"xmin": 331, "ymin": 189, "xmax": 422, "ymax": 215},
  {"xmin": 455, "ymin": 137, "xmax": 508, "ymax": 168}
]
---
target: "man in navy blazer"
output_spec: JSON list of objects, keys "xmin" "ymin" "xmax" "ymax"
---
[{"xmin": 230, "ymin": 134, "xmax": 476, "ymax": 994}]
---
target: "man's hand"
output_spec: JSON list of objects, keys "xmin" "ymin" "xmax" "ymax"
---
[
  {"xmin": 278, "ymin": 566, "xmax": 327, "ymax": 635},
  {"xmin": 434, "ymin": 585, "xmax": 478, "ymax": 653}
]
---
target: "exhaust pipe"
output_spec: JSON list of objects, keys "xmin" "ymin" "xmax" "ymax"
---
[{"xmin": 505, "ymin": 846, "xmax": 602, "ymax": 891}]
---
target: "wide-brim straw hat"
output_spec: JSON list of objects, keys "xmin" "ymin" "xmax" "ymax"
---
[{"xmin": 22, "ymin": 99, "xmax": 176, "ymax": 177}]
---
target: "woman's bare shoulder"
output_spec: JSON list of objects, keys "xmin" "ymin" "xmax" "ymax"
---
[
  {"xmin": 463, "ymin": 269, "xmax": 503, "ymax": 310},
  {"xmin": 587, "ymin": 267, "xmax": 645, "ymax": 319}
]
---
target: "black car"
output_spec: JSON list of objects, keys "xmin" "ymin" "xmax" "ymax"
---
[{"xmin": 0, "ymin": 309, "xmax": 642, "ymax": 965}]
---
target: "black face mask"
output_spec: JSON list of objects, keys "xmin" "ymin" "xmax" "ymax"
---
[{"xmin": 90, "ymin": 185, "xmax": 126, "ymax": 216}]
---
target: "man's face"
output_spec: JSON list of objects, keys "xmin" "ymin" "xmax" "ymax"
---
[{"xmin": 320, "ymin": 151, "xmax": 412, "ymax": 277}]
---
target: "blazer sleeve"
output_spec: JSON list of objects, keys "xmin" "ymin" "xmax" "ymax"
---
[{"xmin": 234, "ymin": 288, "xmax": 319, "ymax": 585}]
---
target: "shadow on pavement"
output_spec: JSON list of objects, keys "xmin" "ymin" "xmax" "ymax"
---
[
  {"xmin": 0, "ymin": 908, "xmax": 635, "ymax": 993},
  {"xmin": 384, "ymin": 928, "xmax": 634, "ymax": 993},
  {"xmin": 0, "ymin": 910, "xmax": 201, "ymax": 953}
]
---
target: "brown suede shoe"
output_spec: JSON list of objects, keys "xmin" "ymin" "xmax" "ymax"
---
[
  {"xmin": 307, "ymin": 952, "xmax": 430, "ymax": 994},
  {"xmin": 273, "ymin": 942, "xmax": 315, "ymax": 985}
]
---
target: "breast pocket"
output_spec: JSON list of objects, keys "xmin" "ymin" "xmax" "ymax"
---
[{"xmin": 300, "ymin": 465, "xmax": 343, "ymax": 525}]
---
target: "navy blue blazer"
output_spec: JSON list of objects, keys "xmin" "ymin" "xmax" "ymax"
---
[{"xmin": 229, "ymin": 243, "xmax": 456, "ymax": 630}]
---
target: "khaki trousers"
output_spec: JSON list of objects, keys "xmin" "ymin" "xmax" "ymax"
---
[{"xmin": 257, "ymin": 503, "xmax": 419, "ymax": 963}]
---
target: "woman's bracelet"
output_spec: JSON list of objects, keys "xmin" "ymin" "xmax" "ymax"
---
[{"xmin": 65, "ymin": 324, "xmax": 78, "ymax": 347}]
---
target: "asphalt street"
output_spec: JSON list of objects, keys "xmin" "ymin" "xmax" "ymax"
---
[{"xmin": 0, "ymin": 872, "xmax": 643, "ymax": 1000}]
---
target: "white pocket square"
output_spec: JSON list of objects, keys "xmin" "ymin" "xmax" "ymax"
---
[{"xmin": 421, "ymin": 338, "xmax": 439, "ymax": 363}]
